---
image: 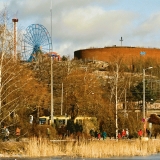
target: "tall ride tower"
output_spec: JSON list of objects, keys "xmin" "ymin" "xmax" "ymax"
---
[{"xmin": 12, "ymin": 18, "xmax": 18, "ymax": 60}]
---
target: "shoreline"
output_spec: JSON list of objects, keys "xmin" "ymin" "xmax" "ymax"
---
[{"xmin": 0, "ymin": 138, "xmax": 160, "ymax": 158}]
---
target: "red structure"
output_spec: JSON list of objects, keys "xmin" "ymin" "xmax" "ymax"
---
[
  {"xmin": 12, "ymin": 18, "xmax": 18, "ymax": 60},
  {"xmin": 47, "ymin": 52, "xmax": 61, "ymax": 61},
  {"xmin": 74, "ymin": 46, "xmax": 160, "ymax": 64}
]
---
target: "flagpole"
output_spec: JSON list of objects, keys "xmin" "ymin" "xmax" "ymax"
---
[{"xmin": 50, "ymin": 0, "xmax": 54, "ymax": 125}]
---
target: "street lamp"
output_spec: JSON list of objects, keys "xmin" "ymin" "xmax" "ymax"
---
[
  {"xmin": 115, "ymin": 63, "xmax": 118, "ymax": 140},
  {"xmin": 143, "ymin": 67, "xmax": 153, "ymax": 121}
]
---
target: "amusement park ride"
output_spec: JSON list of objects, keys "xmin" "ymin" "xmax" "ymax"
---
[{"xmin": 21, "ymin": 24, "xmax": 60, "ymax": 62}]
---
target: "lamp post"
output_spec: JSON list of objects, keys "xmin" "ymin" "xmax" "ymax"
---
[
  {"xmin": 51, "ymin": 56, "xmax": 54, "ymax": 124},
  {"xmin": 115, "ymin": 63, "xmax": 118, "ymax": 140},
  {"xmin": 143, "ymin": 67, "xmax": 153, "ymax": 120},
  {"xmin": 61, "ymin": 82, "xmax": 63, "ymax": 116}
]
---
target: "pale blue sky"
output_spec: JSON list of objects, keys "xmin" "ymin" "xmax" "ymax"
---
[{"xmin": 0, "ymin": 0, "xmax": 160, "ymax": 58}]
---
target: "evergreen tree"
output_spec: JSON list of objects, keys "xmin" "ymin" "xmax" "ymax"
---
[{"xmin": 131, "ymin": 81, "xmax": 157, "ymax": 103}]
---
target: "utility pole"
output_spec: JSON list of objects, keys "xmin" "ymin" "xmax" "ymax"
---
[
  {"xmin": 143, "ymin": 69, "xmax": 145, "ymax": 120},
  {"xmin": 51, "ymin": 56, "xmax": 54, "ymax": 124},
  {"xmin": 124, "ymin": 89, "xmax": 128, "ymax": 117},
  {"xmin": 61, "ymin": 82, "xmax": 63, "ymax": 115},
  {"xmin": 115, "ymin": 63, "xmax": 118, "ymax": 140},
  {"xmin": 50, "ymin": 0, "xmax": 54, "ymax": 125}
]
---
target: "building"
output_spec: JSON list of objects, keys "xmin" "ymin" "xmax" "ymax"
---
[{"xmin": 74, "ymin": 46, "xmax": 160, "ymax": 65}]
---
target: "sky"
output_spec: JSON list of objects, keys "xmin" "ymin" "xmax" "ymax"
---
[{"xmin": 1, "ymin": 0, "xmax": 160, "ymax": 58}]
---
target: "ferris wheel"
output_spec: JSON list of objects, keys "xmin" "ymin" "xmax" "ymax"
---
[{"xmin": 22, "ymin": 24, "xmax": 52, "ymax": 62}]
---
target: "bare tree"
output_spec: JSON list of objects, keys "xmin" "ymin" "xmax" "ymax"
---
[{"xmin": 0, "ymin": 8, "xmax": 50, "ymax": 130}]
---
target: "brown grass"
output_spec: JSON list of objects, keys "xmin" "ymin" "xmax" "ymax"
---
[{"xmin": 1, "ymin": 138, "xmax": 160, "ymax": 158}]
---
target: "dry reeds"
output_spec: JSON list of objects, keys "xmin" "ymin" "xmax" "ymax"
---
[{"xmin": 23, "ymin": 138, "xmax": 160, "ymax": 158}]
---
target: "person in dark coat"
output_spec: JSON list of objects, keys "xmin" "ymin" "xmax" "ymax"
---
[{"xmin": 102, "ymin": 130, "xmax": 107, "ymax": 140}]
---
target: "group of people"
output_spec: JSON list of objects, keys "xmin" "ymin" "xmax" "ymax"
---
[
  {"xmin": 118, "ymin": 128, "xmax": 129, "ymax": 139},
  {"xmin": 1, "ymin": 126, "xmax": 21, "ymax": 141},
  {"xmin": 137, "ymin": 128, "xmax": 151, "ymax": 138},
  {"xmin": 90, "ymin": 129, "xmax": 107, "ymax": 140},
  {"xmin": 117, "ymin": 128, "xmax": 153, "ymax": 140}
]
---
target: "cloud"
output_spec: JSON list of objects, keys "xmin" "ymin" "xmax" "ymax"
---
[
  {"xmin": 134, "ymin": 12, "xmax": 160, "ymax": 36},
  {"xmin": 124, "ymin": 12, "xmax": 160, "ymax": 48},
  {"xmin": 1, "ymin": 0, "xmax": 160, "ymax": 58},
  {"xmin": 53, "ymin": 7, "xmax": 135, "ymax": 43}
]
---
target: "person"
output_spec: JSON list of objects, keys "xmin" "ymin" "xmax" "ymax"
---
[
  {"xmin": 2, "ymin": 126, "xmax": 9, "ymax": 141},
  {"xmin": 146, "ymin": 128, "xmax": 150, "ymax": 138},
  {"xmin": 94, "ymin": 130, "xmax": 98, "ymax": 139},
  {"xmin": 15, "ymin": 127, "xmax": 21, "ymax": 141},
  {"xmin": 90, "ymin": 129, "xmax": 95, "ymax": 140},
  {"xmin": 126, "ymin": 128, "xmax": 129, "ymax": 139},
  {"xmin": 47, "ymin": 127, "xmax": 51, "ymax": 139},
  {"xmin": 154, "ymin": 132, "xmax": 158, "ymax": 139},
  {"xmin": 97, "ymin": 132, "xmax": 101, "ymax": 140},
  {"xmin": 138, "ymin": 129, "xmax": 143, "ymax": 139},
  {"xmin": 121, "ymin": 129, "xmax": 126, "ymax": 139},
  {"xmin": 118, "ymin": 133, "xmax": 121, "ymax": 139},
  {"xmin": 102, "ymin": 130, "xmax": 107, "ymax": 140}
]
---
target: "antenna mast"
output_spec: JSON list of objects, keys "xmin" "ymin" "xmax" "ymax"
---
[{"xmin": 120, "ymin": 37, "xmax": 123, "ymax": 46}]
